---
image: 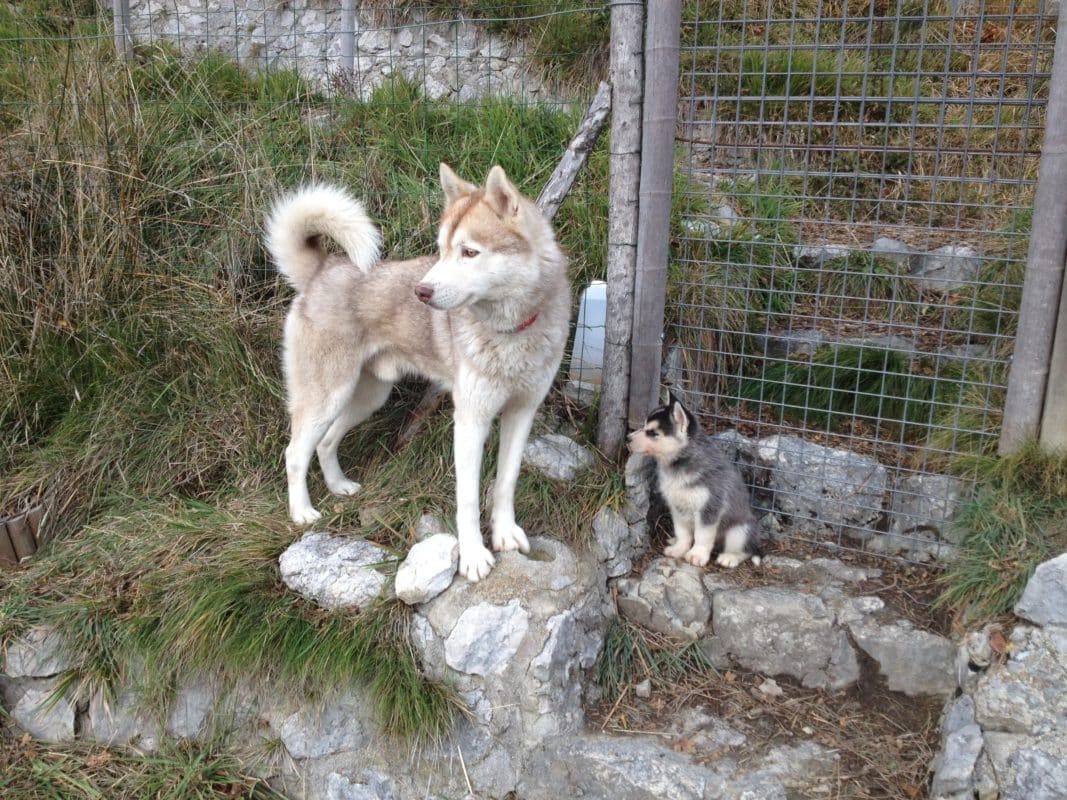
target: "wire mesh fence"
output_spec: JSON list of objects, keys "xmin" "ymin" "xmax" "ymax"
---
[{"xmin": 670, "ymin": 0, "xmax": 1056, "ymax": 561}]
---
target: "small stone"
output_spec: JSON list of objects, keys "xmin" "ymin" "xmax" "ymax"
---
[
  {"xmin": 394, "ymin": 534, "xmax": 457, "ymax": 605},
  {"xmin": 634, "ymin": 678, "xmax": 652, "ymax": 699},
  {"xmin": 758, "ymin": 677, "xmax": 784, "ymax": 698},
  {"xmin": 279, "ymin": 533, "xmax": 391, "ymax": 611},
  {"xmin": 522, "ymin": 434, "xmax": 595, "ymax": 481}
]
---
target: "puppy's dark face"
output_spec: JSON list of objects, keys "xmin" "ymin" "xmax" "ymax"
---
[{"xmin": 626, "ymin": 394, "xmax": 695, "ymax": 461}]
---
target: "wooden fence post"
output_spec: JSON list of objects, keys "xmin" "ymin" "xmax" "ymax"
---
[
  {"xmin": 626, "ymin": 0, "xmax": 681, "ymax": 429},
  {"xmin": 597, "ymin": 0, "xmax": 645, "ymax": 458},
  {"xmin": 1000, "ymin": 9, "xmax": 1067, "ymax": 453}
]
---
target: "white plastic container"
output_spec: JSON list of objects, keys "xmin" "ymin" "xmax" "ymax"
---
[{"xmin": 569, "ymin": 280, "xmax": 607, "ymax": 386}]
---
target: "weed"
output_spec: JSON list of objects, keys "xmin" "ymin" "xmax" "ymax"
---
[{"xmin": 937, "ymin": 441, "xmax": 1067, "ymax": 620}]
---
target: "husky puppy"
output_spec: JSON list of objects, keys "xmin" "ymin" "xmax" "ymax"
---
[
  {"xmin": 265, "ymin": 165, "xmax": 571, "ymax": 582},
  {"xmin": 627, "ymin": 393, "xmax": 762, "ymax": 568}
]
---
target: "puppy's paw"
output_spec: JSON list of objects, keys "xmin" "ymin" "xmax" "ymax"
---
[
  {"xmin": 715, "ymin": 551, "xmax": 748, "ymax": 569},
  {"xmin": 459, "ymin": 544, "xmax": 496, "ymax": 582},
  {"xmin": 290, "ymin": 506, "xmax": 323, "ymax": 526},
  {"xmin": 664, "ymin": 540, "xmax": 690, "ymax": 559},
  {"xmin": 684, "ymin": 546, "xmax": 712, "ymax": 567},
  {"xmin": 492, "ymin": 523, "xmax": 530, "ymax": 554},
  {"xmin": 327, "ymin": 479, "xmax": 362, "ymax": 497}
]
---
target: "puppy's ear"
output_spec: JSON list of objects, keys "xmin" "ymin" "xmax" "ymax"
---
[
  {"xmin": 440, "ymin": 163, "xmax": 477, "ymax": 202},
  {"xmin": 671, "ymin": 397, "xmax": 689, "ymax": 434},
  {"xmin": 485, "ymin": 165, "xmax": 521, "ymax": 219}
]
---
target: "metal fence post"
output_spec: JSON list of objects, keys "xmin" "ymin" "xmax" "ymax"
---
[
  {"xmin": 626, "ymin": 0, "xmax": 681, "ymax": 428},
  {"xmin": 1000, "ymin": 8, "xmax": 1067, "ymax": 454},
  {"xmin": 597, "ymin": 0, "xmax": 645, "ymax": 458},
  {"xmin": 112, "ymin": 0, "xmax": 131, "ymax": 59}
]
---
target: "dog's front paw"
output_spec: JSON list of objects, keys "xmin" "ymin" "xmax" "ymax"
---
[
  {"xmin": 459, "ymin": 544, "xmax": 496, "ymax": 582},
  {"xmin": 684, "ymin": 546, "xmax": 712, "ymax": 567},
  {"xmin": 664, "ymin": 540, "xmax": 690, "ymax": 559},
  {"xmin": 715, "ymin": 551, "xmax": 748, "ymax": 569},
  {"xmin": 290, "ymin": 505, "xmax": 323, "ymax": 526},
  {"xmin": 327, "ymin": 479, "xmax": 362, "ymax": 497},
  {"xmin": 492, "ymin": 523, "xmax": 530, "ymax": 554}
]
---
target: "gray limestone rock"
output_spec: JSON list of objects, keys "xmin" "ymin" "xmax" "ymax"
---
[
  {"xmin": 888, "ymin": 472, "xmax": 966, "ymax": 546},
  {"xmin": 278, "ymin": 533, "xmax": 390, "ymax": 611},
  {"xmin": 522, "ymin": 433, "xmax": 595, "ymax": 481},
  {"xmin": 3, "ymin": 626, "xmax": 70, "ymax": 678},
  {"xmin": 870, "ymin": 236, "xmax": 913, "ymax": 265},
  {"xmin": 84, "ymin": 686, "xmax": 159, "ymax": 748},
  {"xmin": 712, "ymin": 586, "xmax": 859, "ymax": 689},
  {"xmin": 617, "ymin": 559, "xmax": 712, "ymax": 641},
  {"xmin": 3, "ymin": 680, "xmax": 78, "ymax": 742},
  {"xmin": 590, "ymin": 505, "xmax": 646, "ymax": 578},
  {"xmin": 848, "ymin": 619, "xmax": 956, "ymax": 697},
  {"xmin": 757, "ymin": 435, "xmax": 888, "ymax": 540},
  {"xmin": 274, "ymin": 689, "xmax": 374, "ymax": 759},
  {"xmin": 910, "ymin": 244, "xmax": 982, "ymax": 291},
  {"xmin": 1014, "ymin": 552, "xmax": 1067, "ymax": 628},
  {"xmin": 930, "ymin": 723, "xmax": 983, "ymax": 798},
  {"xmin": 444, "ymin": 598, "xmax": 530, "ymax": 676},
  {"xmin": 394, "ymin": 533, "xmax": 457, "ymax": 605},
  {"xmin": 321, "ymin": 769, "xmax": 396, "ymax": 800}
]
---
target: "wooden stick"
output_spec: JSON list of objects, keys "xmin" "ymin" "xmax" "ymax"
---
[{"xmin": 536, "ymin": 80, "xmax": 612, "ymax": 220}]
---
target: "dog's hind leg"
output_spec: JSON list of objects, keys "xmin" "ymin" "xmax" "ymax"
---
[
  {"xmin": 490, "ymin": 403, "xmax": 538, "ymax": 555},
  {"xmin": 286, "ymin": 385, "xmax": 356, "ymax": 525},
  {"xmin": 317, "ymin": 374, "xmax": 393, "ymax": 497}
]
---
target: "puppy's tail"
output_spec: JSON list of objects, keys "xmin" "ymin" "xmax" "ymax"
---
[{"xmin": 265, "ymin": 184, "xmax": 382, "ymax": 292}]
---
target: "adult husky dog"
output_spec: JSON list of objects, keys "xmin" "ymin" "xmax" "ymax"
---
[{"xmin": 265, "ymin": 164, "xmax": 570, "ymax": 582}]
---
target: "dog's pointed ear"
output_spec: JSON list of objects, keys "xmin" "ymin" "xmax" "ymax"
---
[
  {"xmin": 485, "ymin": 165, "xmax": 521, "ymax": 219},
  {"xmin": 440, "ymin": 163, "xmax": 477, "ymax": 203},
  {"xmin": 670, "ymin": 394, "xmax": 689, "ymax": 433}
]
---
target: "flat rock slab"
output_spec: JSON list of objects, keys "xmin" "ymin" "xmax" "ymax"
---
[
  {"xmin": 3, "ymin": 626, "xmax": 69, "ymax": 678},
  {"xmin": 279, "ymin": 533, "xmax": 391, "ymax": 611}
]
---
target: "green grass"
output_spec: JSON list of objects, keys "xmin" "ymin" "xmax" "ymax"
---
[
  {"xmin": 731, "ymin": 344, "xmax": 964, "ymax": 440},
  {"xmin": 595, "ymin": 618, "xmax": 714, "ymax": 702},
  {"xmin": 0, "ymin": 733, "xmax": 286, "ymax": 799},
  {"xmin": 937, "ymin": 441, "xmax": 1067, "ymax": 620}
]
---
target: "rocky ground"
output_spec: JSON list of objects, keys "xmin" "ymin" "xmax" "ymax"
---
[{"xmin": 2, "ymin": 431, "xmax": 1065, "ymax": 800}]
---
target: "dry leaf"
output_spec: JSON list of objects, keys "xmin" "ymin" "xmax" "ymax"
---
[{"xmin": 989, "ymin": 629, "xmax": 1010, "ymax": 655}]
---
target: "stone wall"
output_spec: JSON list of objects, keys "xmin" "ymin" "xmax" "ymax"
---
[{"xmin": 122, "ymin": 1, "xmax": 548, "ymax": 101}]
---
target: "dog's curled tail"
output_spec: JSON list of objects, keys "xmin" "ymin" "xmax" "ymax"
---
[{"xmin": 265, "ymin": 184, "xmax": 382, "ymax": 291}]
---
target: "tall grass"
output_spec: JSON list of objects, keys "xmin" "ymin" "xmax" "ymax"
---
[{"xmin": 937, "ymin": 441, "xmax": 1067, "ymax": 620}]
